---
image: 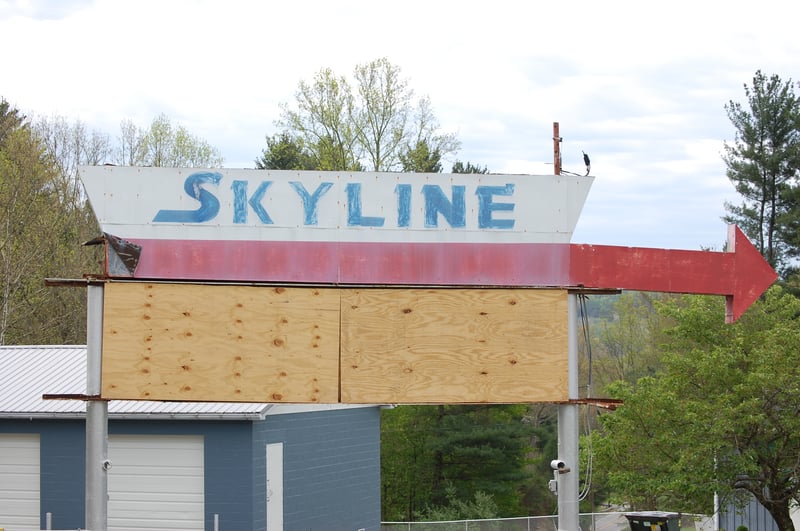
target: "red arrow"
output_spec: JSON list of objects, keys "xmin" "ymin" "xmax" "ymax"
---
[
  {"xmin": 102, "ymin": 226, "xmax": 776, "ymax": 322},
  {"xmin": 569, "ymin": 225, "xmax": 777, "ymax": 323}
]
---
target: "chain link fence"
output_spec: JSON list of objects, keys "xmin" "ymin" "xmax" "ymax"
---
[{"xmin": 382, "ymin": 512, "xmax": 714, "ymax": 531}]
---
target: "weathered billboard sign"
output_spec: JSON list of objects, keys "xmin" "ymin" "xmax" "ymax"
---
[
  {"xmin": 79, "ymin": 167, "xmax": 594, "ymax": 284},
  {"xmin": 80, "ymin": 166, "xmax": 777, "ymax": 404}
]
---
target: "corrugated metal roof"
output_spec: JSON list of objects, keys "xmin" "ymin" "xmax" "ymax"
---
[{"xmin": 0, "ymin": 345, "xmax": 276, "ymax": 420}]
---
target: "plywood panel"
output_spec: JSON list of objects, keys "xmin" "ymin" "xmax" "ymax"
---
[
  {"xmin": 340, "ymin": 289, "xmax": 567, "ymax": 403},
  {"xmin": 102, "ymin": 283, "xmax": 340, "ymax": 402}
]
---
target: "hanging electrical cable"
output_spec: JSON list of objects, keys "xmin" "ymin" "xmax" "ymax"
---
[{"xmin": 577, "ymin": 293, "xmax": 595, "ymax": 502}]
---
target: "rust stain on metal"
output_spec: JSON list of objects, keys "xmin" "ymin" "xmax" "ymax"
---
[{"xmin": 84, "ymin": 233, "xmax": 142, "ymax": 277}]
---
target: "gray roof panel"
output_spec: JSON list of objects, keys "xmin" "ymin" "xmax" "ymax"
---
[{"xmin": 0, "ymin": 345, "xmax": 274, "ymax": 419}]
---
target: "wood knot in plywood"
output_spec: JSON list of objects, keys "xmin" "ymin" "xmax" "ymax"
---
[
  {"xmin": 272, "ymin": 392, "xmax": 283, "ymax": 400},
  {"xmin": 402, "ymin": 308, "xmax": 413, "ymax": 314},
  {"xmin": 273, "ymin": 338, "xmax": 284, "ymax": 347}
]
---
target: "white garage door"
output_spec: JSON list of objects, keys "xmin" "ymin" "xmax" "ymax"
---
[
  {"xmin": 108, "ymin": 435, "xmax": 204, "ymax": 531},
  {"xmin": 0, "ymin": 434, "xmax": 40, "ymax": 531}
]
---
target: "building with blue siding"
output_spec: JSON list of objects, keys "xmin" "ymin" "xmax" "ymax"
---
[{"xmin": 0, "ymin": 346, "xmax": 381, "ymax": 531}]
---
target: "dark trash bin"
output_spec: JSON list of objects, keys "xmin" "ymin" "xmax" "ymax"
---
[{"xmin": 624, "ymin": 511, "xmax": 680, "ymax": 531}]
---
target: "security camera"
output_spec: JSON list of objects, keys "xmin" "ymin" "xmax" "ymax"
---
[
  {"xmin": 550, "ymin": 459, "xmax": 570, "ymax": 473},
  {"xmin": 102, "ymin": 459, "xmax": 112, "ymax": 471}
]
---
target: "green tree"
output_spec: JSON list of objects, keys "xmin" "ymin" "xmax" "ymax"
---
[
  {"xmin": 452, "ymin": 160, "xmax": 489, "ymax": 174},
  {"xmin": 117, "ymin": 114, "xmax": 223, "ymax": 168},
  {"xmin": 520, "ymin": 403, "xmax": 560, "ymax": 515},
  {"xmin": 0, "ymin": 104, "xmax": 225, "ymax": 345},
  {"xmin": 723, "ymin": 71, "xmax": 800, "ymax": 272},
  {"xmin": 593, "ymin": 287, "xmax": 800, "ymax": 530},
  {"xmin": 354, "ymin": 57, "xmax": 412, "ymax": 171},
  {"xmin": 589, "ymin": 292, "xmax": 673, "ymax": 390},
  {"xmin": 0, "ymin": 104, "xmax": 99, "ymax": 344},
  {"xmin": 278, "ymin": 59, "xmax": 458, "ymax": 172},
  {"xmin": 416, "ymin": 486, "xmax": 499, "ymax": 520},
  {"xmin": 381, "ymin": 405, "xmax": 439, "ymax": 521},
  {"xmin": 400, "ymin": 96, "xmax": 460, "ymax": 172},
  {"xmin": 399, "ymin": 139, "xmax": 442, "ymax": 173},
  {"xmin": 255, "ymin": 132, "xmax": 316, "ymax": 170},
  {"xmin": 278, "ymin": 67, "xmax": 361, "ymax": 171},
  {"xmin": 117, "ymin": 118, "xmax": 148, "ymax": 166},
  {"xmin": 34, "ymin": 115, "xmax": 113, "ymax": 178},
  {"xmin": 0, "ymin": 98, "xmax": 25, "ymax": 145},
  {"xmin": 381, "ymin": 404, "xmax": 534, "ymax": 520}
]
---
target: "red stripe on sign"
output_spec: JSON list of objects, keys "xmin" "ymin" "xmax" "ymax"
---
[{"xmin": 126, "ymin": 239, "xmax": 571, "ymax": 286}]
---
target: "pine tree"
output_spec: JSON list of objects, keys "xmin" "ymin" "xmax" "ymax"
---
[{"xmin": 723, "ymin": 71, "xmax": 800, "ymax": 273}]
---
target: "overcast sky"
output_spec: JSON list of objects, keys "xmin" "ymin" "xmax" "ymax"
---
[{"xmin": 2, "ymin": 0, "xmax": 798, "ymax": 250}]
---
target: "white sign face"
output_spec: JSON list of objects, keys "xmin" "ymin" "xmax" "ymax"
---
[
  {"xmin": 79, "ymin": 167, "xmax": 593, "ymax": 284},
  {"xmin": 80, "ymin": 167, "xmax": 593, "ymax": 244}
]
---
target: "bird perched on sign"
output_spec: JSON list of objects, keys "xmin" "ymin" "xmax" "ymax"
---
[{"xmin": 582, "ymin": 151, "xmax": 591, "ymax": 176}]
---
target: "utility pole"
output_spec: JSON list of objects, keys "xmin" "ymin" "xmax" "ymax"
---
[
  {"xmin": 86, "ymin": 282, "xmax": 108, "ymax": 531},
  {"xmin": 554, "ymin": 121, "xmax": 580, "ymax": 530}
]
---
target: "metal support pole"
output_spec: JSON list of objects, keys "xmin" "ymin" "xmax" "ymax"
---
[
  {"xmin": 86, "ymin": 283, "xmax": 108, "ymax": 531},
  {"xmin": 557, "ymin": 293, "xmax": 580, "ymax": 530}
]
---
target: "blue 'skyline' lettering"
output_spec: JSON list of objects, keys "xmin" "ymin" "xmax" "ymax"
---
[
  {"xmin": 395, "ymin": 184, "xmax": 411, "ymax": 227},
  {"xmin": 346, "ymin": 183, "xmax": 385, "ymax": 227},
  {"xmin": 232, "ymin": 180, "xmax": 273, "ymax": 224},
  {"xmin": 154, "ymin": 175, "xmax": 517, "ymax": 230},
  {"xmin": 153, "ymin": 171, "xmax": 222, "ymax": 223},
  {"xmin": 422, "ymin": 184, "xmax": 466, "ymax": 228},
  {"xmin": 290, "ymin": 182, "xmax": 333, "ymax": 225},
  {"xmin": 476, "ymin": 184, "xmax": 515, "ymax": 229}
]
